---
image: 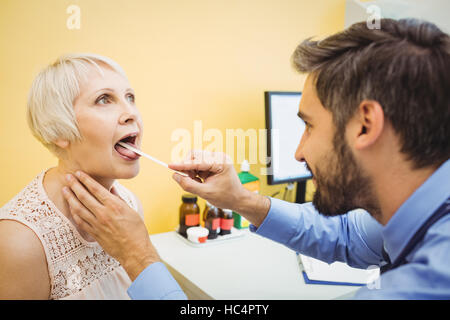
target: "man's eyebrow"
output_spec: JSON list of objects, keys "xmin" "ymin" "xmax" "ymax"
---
[{"xmin": 297, "ymin": 111, "xmax": 312, "ymax": 121}]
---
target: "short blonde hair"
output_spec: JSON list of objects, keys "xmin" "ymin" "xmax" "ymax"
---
[{"xmin": 27, "ymin": 53, "xmax": 128, "ymax": 157}]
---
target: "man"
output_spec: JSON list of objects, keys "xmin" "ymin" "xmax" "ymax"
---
[{"xmin": 63, "ymin": 18, "xmax": 450, "ymax": 299}]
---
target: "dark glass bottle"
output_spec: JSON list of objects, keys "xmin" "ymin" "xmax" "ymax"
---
[
  {"xmin": 179, "ymin": 194, "xmax": 200, "ymax": 237},
  {"xmin": 203, "ymin": 202, "xmax": 220, "ymax": 239},
  {"xmin": 219, "ymin": 208, "xmax": 233, "ymax": 235}
]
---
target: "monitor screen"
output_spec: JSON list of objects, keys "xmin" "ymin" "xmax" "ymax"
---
[{"xmin": 265, "ymin": 91, "xmax": 312, "ymax": 185}]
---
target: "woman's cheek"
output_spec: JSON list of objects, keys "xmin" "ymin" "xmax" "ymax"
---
[{"xmin": 78, "ymin": 112, "xmax": 113, "ymax": 146}]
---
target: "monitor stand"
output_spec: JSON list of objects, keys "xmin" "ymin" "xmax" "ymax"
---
[{"xmin": 295, "ymin": 180, "xmax": 307, "ymax": 204}]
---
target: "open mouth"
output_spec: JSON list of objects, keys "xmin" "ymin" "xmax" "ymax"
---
[{"xmin": 114, "ymin": 133, "xmax": 141, "ymax": 161}]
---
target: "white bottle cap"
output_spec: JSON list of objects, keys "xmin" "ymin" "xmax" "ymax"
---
[
  {"xmin": 241, "ymin": 159, "xmax": 250, "ymax": 172},
  {"xmin": 186, "ymin": 227, "xmax": 209, "ymax": 244}
]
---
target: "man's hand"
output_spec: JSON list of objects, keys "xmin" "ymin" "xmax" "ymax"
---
[
  {"xmin": 62, "ymin": 171, "xmax": 160, "ymax": 281},
  {"xmin": 169, "ymin": 151, "xmax": 271, "ymax": 227}
]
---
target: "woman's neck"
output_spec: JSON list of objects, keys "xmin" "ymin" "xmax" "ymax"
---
[
  {"xmin": 54, "ymin": 161, "xmax": 115, "ymax": 191},
  {"xmin": 43, "ymin": 162, "xmax": 116, "ymax": 243}
]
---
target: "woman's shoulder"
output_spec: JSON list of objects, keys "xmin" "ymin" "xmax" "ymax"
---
[
  {"xmin": 0, "ymin": 170, "xmax": 63, "ymax": 256},
  {"xmin": 0, "ymin": 170, "xmax": 46, "ymax": 218},
  {"xmin": 0, "ymin": 220, "xmax": 47, "ymax": 259},
  {"xmin": 0, "ymin": 219, "xmax": 50, "ymax": 299},
  {"xmin": 0, "ymin": 170, "xmax": 51, "ymax": 298}
]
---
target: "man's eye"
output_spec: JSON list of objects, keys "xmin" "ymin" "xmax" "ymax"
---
[{"xmin": 304, "ymin": 121, "xmax": 313, "ymax": 132}]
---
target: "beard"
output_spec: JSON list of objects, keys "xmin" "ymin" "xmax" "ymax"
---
[{"xmin": 309, "ymin": 130, "xmax": 381, "ymax": 219}]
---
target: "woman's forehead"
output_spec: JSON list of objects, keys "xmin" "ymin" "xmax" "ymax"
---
[{"xmin": 78, "ymin": 64, "xmax": 131, "ymax": 97}]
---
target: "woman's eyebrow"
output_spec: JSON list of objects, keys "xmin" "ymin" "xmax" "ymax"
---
[
  {"xmin": 90, "ymin": 88, "xmax": 115, "ymax": 97},
  {"xmin": 90, "ymin": 87, "xmax": 134, "ymax": 97}
]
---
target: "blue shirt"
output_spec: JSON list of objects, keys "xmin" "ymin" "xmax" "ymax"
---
[
  {"xmin": 251, "ymin": 159, "xmax": 450, "ymax": 299},
  {"xmin": 127, "ymin": 261, "xmax": 187, "ymax": 300},
  {"xmin": 127, "ymin": 159, "xmax": 449, "ymax": 299}
]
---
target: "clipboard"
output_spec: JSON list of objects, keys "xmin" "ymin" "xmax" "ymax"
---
[{"xmin": 298, "ymin": 254, "xmax": 379, "ymax": 287}]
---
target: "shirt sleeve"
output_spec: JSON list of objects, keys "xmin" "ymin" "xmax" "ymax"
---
[
  {"xmin": 127, "ymin": 262, "xmax": 188, "ymax": 300},
  {"xmin": 250, "ymin": 197, "xmax": 385, "ymax": 269}
]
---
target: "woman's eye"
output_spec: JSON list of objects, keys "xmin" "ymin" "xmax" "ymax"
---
[
  {"xmin": 127, "ymin": 94, "xmax": 135, "ymax": 103},
  {"xmin": 96, "ymin": 94, "xmax": 112, "ymax": 105}
]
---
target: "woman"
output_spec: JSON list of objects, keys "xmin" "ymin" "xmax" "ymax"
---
[{"xmin": 0, "ymin": 54, "xmax": 144, "ymax": 299}]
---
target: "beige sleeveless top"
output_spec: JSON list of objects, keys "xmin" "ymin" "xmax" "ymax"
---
[{"xmin": 0, "ymin": 170, "xmax": 139, "ymax": 300}]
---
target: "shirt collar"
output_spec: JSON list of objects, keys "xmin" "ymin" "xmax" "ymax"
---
[{"xmin": 382, "ymin": 159, "xmax": 450, "ymax": 263}]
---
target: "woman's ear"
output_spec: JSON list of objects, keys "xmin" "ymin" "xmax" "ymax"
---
[
  {"xmin": 54, "ymin": 139, "xmax": 69, "ymax": 149},
  {"xmin": 354, "ymin": 100, "xmax": 384, "ymax": 150}
]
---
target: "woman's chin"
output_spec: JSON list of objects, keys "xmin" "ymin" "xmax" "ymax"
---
[{"xmin": 115, "ymin": 163, "xmax": 140, "ymax": 179}]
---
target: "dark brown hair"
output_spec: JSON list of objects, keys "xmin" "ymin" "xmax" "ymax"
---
[{"xmin": 292, "ymin": 18, "xmax": 450, "ymax": 169}]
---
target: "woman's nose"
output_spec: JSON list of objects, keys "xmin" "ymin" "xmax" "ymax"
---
[{"xmin": 118, "ymin": 100, "xmax": 138, "ymax": 124}]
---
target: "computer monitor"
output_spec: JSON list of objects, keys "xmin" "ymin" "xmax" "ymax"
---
[{"xmin": 265, "ymin": 91, "xmax": 312, "ymax": 202}]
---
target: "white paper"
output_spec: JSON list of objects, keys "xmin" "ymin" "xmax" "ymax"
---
[{"xmin": 299, "ymin": 254, "xmax": 380, "ymax": 285}]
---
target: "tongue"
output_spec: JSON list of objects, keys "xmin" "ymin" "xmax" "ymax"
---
[{"xmin": 115, "ymin": 143, "xmax": 140, "ymax": 160}]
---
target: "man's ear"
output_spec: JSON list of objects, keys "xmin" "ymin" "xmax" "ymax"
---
[{"xmin": 354, "ymin": 100, "xmax": 384, "ymax": 150}]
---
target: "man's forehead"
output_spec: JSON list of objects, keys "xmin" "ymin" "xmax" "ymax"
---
[{"xmin": 298, "ymin": 75, "xmax": 321, "ymax": 115}]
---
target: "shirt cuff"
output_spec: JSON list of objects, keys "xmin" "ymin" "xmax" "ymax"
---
[
  {"xmin": 127, "ymin": 262, "xmax": 187, "ymax": 300},
  {"xmin": 249, "ymin": 197, "xmax": 303, "ymax": 246}
]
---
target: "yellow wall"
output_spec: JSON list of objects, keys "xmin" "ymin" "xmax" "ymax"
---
[{"xmin": 0, "ymin": 0, "xmax": 345, "ymax": 234}]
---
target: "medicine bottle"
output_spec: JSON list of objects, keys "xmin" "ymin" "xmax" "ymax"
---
[
  {"xmin": 219, "ymin": 208, "xmax": 234, "ymax": 235},
  {"xmin": 179, "ymin": 194, "xmax": 200, "ymax": 237},
  {"xmin": 234, "ymin": 159, "xmax": 259, "ymax": 229},
  {"xmin": 203, "ymin": 202, "xmax": 220, "ymax": 239}
]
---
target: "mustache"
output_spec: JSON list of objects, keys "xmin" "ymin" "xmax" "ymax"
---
[{"xmin": 304, "ymin": 161, "xmax": 314, "ymax": 177}]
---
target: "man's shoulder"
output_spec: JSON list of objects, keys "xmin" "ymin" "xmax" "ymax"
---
[
  {"xmin": 413, "ymin": 214, "xmax": 450, "ymax": 265},
  {"xmin": 425, "ymin": 213, "xmax": 450, "ymax": 241}
]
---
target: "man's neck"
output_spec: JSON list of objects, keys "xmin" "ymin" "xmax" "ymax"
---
[{"xmin": 374, "ymin": 162, "xmax": 436, "ymax": 225}]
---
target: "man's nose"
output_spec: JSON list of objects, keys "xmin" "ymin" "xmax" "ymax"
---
[{"xmin": 295, "ymin": 135, "xmax": 306, "ymax": 163}]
